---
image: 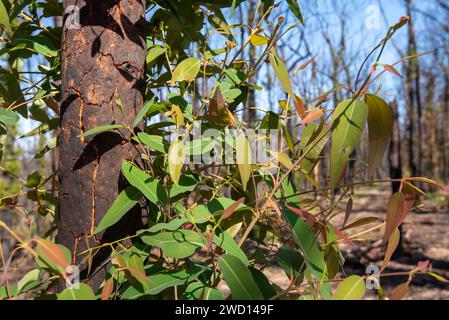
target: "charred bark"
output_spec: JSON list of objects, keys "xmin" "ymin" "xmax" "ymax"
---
[{"xmin": 57, "ymin": 0, "xmax": 146, "ymax": 287}]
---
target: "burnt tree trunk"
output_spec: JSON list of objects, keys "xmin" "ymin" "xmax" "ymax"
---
[
  {"xmin": 58, "ymin": 0, "xmax": 146, "ymax": 287},
  {"xmin": 389, "ymin": 101, "xmax": 402, "ymax": 193}
]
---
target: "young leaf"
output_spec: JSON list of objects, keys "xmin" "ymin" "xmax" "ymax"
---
[
  {"xmin": 250, "ymin": 32, "xmax": 269, "ymax": 46},
  {"xmin": 141, "ymin": 230, "xmax": 205, "ymax": 259},
  {"xmin": 168, "ymin": 139, "xmax": 185, "ymax": 185},
  {"xmin": 380, "ymin": 228, "xmax": 400, "ymax": 272},
  {"xmin": 133, "ymin": 96, "xmax": 155, "ymax": 127},
  {"xmin": 121, "ymin": 269, "xmax": 203, "ymax": 299},
  {"xmin": 282, "ymin": 206, "xmax": 331, "ymax": 299},
  {"xmin": 236, "ymin": 132, "xmax": 252, "ymax": 191},
  {"xmin": 182, "ymin": 282, "xmax": 224, "ymax": 300},
  {"xmin": 269, "ymin": 151, "xmax": 294, "ymax": 170},
  {"xmin": 0, "ymin": 109, "xmax": 19, "ymax": 126},
  {"xmin": 333, "ymin": 275, "xmax": 366, "ymax": 300},
  {"xmin": 383, "ymin": 192, "xmax": 405, "ymax": 243},
  {"xmin": 136, "ymin": 132, "xmax": 168, "ymax": 153},
  {"xmin": 330, "ymin": 99, "xmax": 368, "ymax": 189},
  {"xmin": 300, "ymin": 108, "xmax": 323, "ymax": 125},
  {"xmin": 277, "ymin": 245, "xmax": 305, "ymax": 280},
  {"xmin": 389, "ymin": 282, "xmax": 409, "ymax": 300},
  {"xmin": 57, "ymin": 283, "xmax": 96, "ymax": 300},
  {"xmin": 121, "ymin": 161, "xmax": 167, "ymax": 205},
  {"xmin": 93, "ymin": 186, "xmax": 142, "ymax": 234},
  {"xmin": 213, "ymin": 230, "xmax": 249, "ymax": 265},
  {"xmin": 221, "ymin": 197, "xmax": 245, "ymax": 220},
  {"xmin": 101, "ymin": 277, "xmax": 114, "ymax": 300},
  {"xmin": 35, "ymin": 239, "xmax": 70, "ymax": 274},
  {"xmin": 0, "ymin": 1, "xmax": 12, "ymax": 36},
  {"xmin": 365, "ymin": 94, "xmax": 393, "ymax": 178},
  {"xmin": 172, "ymin": 57, "xmax": 201, "ymax": 83},
  {"xmin": 286, "ymin": 0, "xmax": 304, "ymax": 24},
  {"xmin": 383, "ymin": 64, "xmax": 403, "ymax": 78},
  {"xmin": 146, "ymin": 46, "xmax": 165, "ymax": 66},
  {"xmin": 269, "ymin": 50, "xmax": 294, "ymax": 96},
  {"xmin": 78, "ymin": 124, "xmax": 124, "ymax": 138},
  {"xmin": 219, "ymin": 254, "xmax": 263, "ymax": 300}
]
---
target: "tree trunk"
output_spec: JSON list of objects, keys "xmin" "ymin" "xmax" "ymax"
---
[
  {"xmin": 58, "ymin": 0, "xmax": 146, "ymax": 287},
  {"xmin": 389, "ymin": 101, "xmax": 402, "ymax": 193}
]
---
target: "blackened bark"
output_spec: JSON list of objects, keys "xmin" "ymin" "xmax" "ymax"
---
[
  {"xmin": 57, "ymin": 0, "xmax": 146, "ymax": 287},
  {"xmin": 389, "ymin": 101, "xmax": 402, "ymax": 193}
]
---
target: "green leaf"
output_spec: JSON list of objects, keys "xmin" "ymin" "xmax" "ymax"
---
[
  {"xmin": 333, "ymin": 275, "xmax": 366, "ymax": 300},
  {"xmin": 300, "ymin": 122, "xmax": 330, "ymax": 175},
  {"xmin": 0, "ymin": 109, "xmax": 19, "ymax": 126},
  {"xmin": 269, "ymin": 50, "xmax": 293, "ymax": 96},
  {"xmin": 214, "ymin": 231, "xmax": 249, "ymax": 265},
  {"xmin": 168, "ymin": 139, "xmax": 185, "ymax": 185},
  {"xmin": 250, "ymin": 33, "xmax": 269, "ymax": 46},
  {"xmin": 219, "ymin": 254, "xmax": 263, "ymax": 300},
  {"xmin": 365, "ymin": 94, "xmax": 393, "ymax": 178},
  {"xmin": 141, "ymin": 230, "xmax": 205, "ymax": 259},
  {"xmin": 169, "ymin": 174, "xmax": 199, "ymax": 198},
  {"xmin": 282, "ymin": 206, "xmax": 331, "ymax": 299},
  {"xmin": 146, "ymin": 46, "xmax": 165, "ymax": 67},
  {"xmin": 10, "ymin": 35, "xmax": 58, "ymax": 57},
  {"xmin": 17, "ymin": 269, "xmax": 41, "ymax": 294},
  {"xmin": 135, "ymin": 132, "xmax": 168, "ymax": 153},
  {"xmin": 0, "ymin": 1, "xmax": 12, "ymax": 36},
  {"xmin": 57, "ymin": 283, "xmax": 96, "ymax": 300},
  {"xmin": 121, "ymin": 161, "xmax": 167, "ymax": 205},
  {"xmin": 78, "ymin": 124, "xmax": 124, "ymax": 138},
  {"xmin": 138, "ymin": 217, "xmax": 187, "ymax": 234},
  {"xmin": 236, "ymin": 132, "xmax": 252, "ymax": 191},
  {"xmin": 286, "ymin": 0, "xmax": 304, "ymax": 24},
  {"xmin": 133, "ymin": 97, "xmax": 155, "ymax": 127},
  {"xmin": 182, "ymin": 282, "xmax": 224, "ymax": 300},
  {"xmin": 34, "ymin": 239, "xmax": 70, "ymax": 275},
  {"xmin": 380, "ymin": 228, "xmax": 400, "ymax": 272},
  {"xmin": 121, "ymin": 269, "xmax": 203, "ymax": 299},
  {"xmin": 172, "ymin": 57, "xmax": 201, "ymax": 83},
  {"xmin": 249, "ymin": 268, "xmax": 277, "ymax": 299},
  {"xmin": 93, "ymin": 186, "xmax": 142, "ymax": 234},
  {"xmin": 277, "ymin": 245, "xmax": 305, "ymax": 279},
  {"xmin": 330, "ymin": 99, "xmax": 368, "ymax": 188}
]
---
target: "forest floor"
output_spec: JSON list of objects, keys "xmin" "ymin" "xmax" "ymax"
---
[{"xmin": 265, "ymin": 185, "xmax": 449, "ymax": 300}]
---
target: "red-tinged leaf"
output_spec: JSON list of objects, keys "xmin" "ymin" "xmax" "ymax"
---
[
  {"xmin": 401, "ymin": 183, "xmax": 416, "ymax": 223},
  {"xmin": 101, "ymin": 277, "xmax": 114, "ymax": 300},
  {"xmin": 389, "ymin": 282, "xmax": 409, "ymax": 300},
  {"xmin": 383, "ymin": 192, "xmax": 406, "ymax": 243},
  {"xmin": 383, "ymin": 64, "xmax": 403, "ymax": 78},
  {"xmin": 127, "ymin": 267, "xmax": 156, "ymax": 288},
  {"xmin": 294, "ymin": 96, "xmax": 307, "ymax": 119},
  {"xmin": 206, "ymin": 229, "xmax": 215, "ymax": 253},
  {"xmin": 334, "ymin": 227, "xmax": 355, "ymax": 246},
  {"xmin": 286, "ymin": 205, "xmax": 317, "ymax": 227},
  {"xmin": 365, "ymin": 94, "xmax": 393, "ymax": 178},
  {"xmin": 299, "ymin": 56, "xmax": 316, "ymax": 71},
  {"xmin": 414, "ymin": 260, "xmax": 430, "ymax": 273},
  {"xmin": 380, "ymin": 228, "xmax": 400, "ymax": 272},
  {"xmin": 35, "ymin": 238, "xmax": 70, "ymax": 272},
  {"xmin": 342, "ymin": 197, "xmax": 353, "ymax": 229},
  {"xmin": 300, "ymin": 108, "xmax": 323, "ymax": 125},
  {"xmin": 221, "ymin": 198, "xmax": 245, "ymax": 220},
  {"xmin": 341, "ymin": 217, "xmax": 383, "ymax": 231}
]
